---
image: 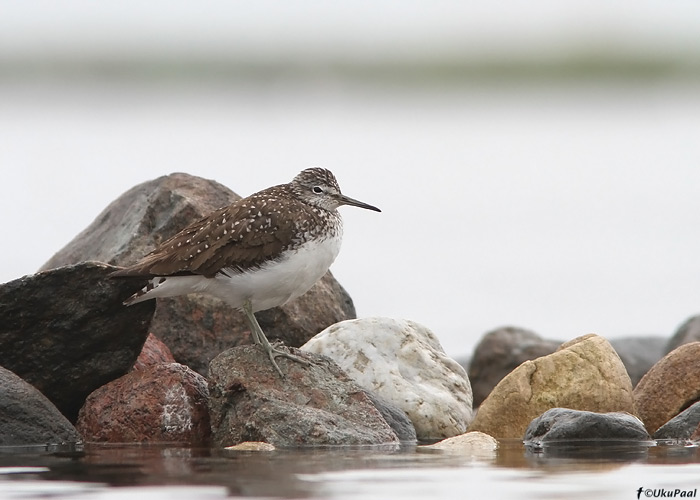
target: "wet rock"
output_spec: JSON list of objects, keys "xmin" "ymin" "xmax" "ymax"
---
[
  {"xmin": 666, "ymin": 315, "xmax": 700, "ymax": 354},
  {"xmin": 302, "ymin": 317, "xmax": 473, "ymax": 441},
  {"xmin": 653, "ymin": 401, "xmax": 700, "ymax": 440},
  {"xmin": 208, "ymin": 345, "xmax": 399, "ymax": 447},
  {"xmin": 0, "ymin": 366, "xmax": 81, "ymax": 446},
  {"xmin": 524, "ymin": 408, "xmax": 651, "ymax": 446},
  {"xmin": 610, "ymin": 336, "xmax": 666, "ymax": 387},
  {"xmin": 364, "ymin": 391, "xmax": 417, "ymax": 443},
  {"xmin": 420, "ymin": 431, "xmax": 498, "ymax": 456},
  {"xmin": 634, "ymin": 342, "xmax": 700, "ymax": 434},
  {"xmin": 468, "ymin": 334, "xmax": 636, "ymax": 438},
  {"xmin": 468, "ymin": 326, "xmax": 560, "ymax": 407},
  {"xmin": 225, "ymin": 442, "xmax": 276, "ymax": 451},
  {"xmin": 77, "ymin": 362, "xmax": 210, "ymax": 443},
  {"xmin": 133, "ymin": 333, "xmax": 176, "ymax": 371},
  {"xmin": 0, "ymin": 262, "xmax": 155, "ymax": 422},
  {"xmin": 40, "ymin": 173, "xmax": 356, "ymax": 375}
]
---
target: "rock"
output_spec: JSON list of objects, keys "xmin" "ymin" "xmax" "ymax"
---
[
  {"xmin": 420, "ymin": 431, "xmax": 498, "ymax": 456},
  {"xmin": 364, "ymin": 391, "xmax": 417, "ymax": 443},
  {"xmin": 634, "ymin": 342, "xmax": 700, "ymax": 434},
  {"xmin": 208, "ymin": 345, "xmax": 399, "ymax": 447},
  {"xmin": 76, "ymin": 362, "xmax": 210, "ymax": 443},
  {"xmin": 133, "ymin": 333, "xmax": 176, "ymax": 371},
  {"xmin": 43, "ymin": 173, "xmax": 240, "ymax": 270},
  {"xmin": 40, "ymin": 173, "xmax": 356, "ymax": 375},
  {"xmin": 691, "ymin": 427, "xmax": 700, "ymax": 442},
  {"xmin": 468, "ymin": 326, "xmax": 560, "ymax": 407},
  {"xmin": 225, "ymin": 442, "xmax": 276, "ymax": 451},
  {"xmin": 610, "ymin": 336, "xmax": 666, "ymax": 387},
  {"xmin": 653, "ymin": 401, "xmax": 700, "ymax": 440},
  {"xmin": 468, "ymin": 334, "xmax": 636, "ymax": 439},
  {"xmin": 0, "ymin": 366, "xmax": 81, "ymax": 446},
  {"xmin": 666, "ymin": 315, "xmax": 700, "ymax": 353},
  {"xmin": 0, "ymin": 262, "xmax": 155, "ymax": 422},
  {"xmin": 524, "ymin": 408, "xmax": 651, "ymax": 446},
  {"xmin": 301, "ymin": 317, "xmax": 473, "ymax": 441}
]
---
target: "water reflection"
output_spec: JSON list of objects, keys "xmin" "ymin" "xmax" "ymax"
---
[{"xmin": 0, "ymin": 441, "xmax": 699, "ymax": 499}]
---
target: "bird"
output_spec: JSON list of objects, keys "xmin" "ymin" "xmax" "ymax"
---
[{"xmin": 110, "ymin": 167, "xmax": 381, "ymax": 377}]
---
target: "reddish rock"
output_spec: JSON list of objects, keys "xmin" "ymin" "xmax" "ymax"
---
[
  {"xmin": 634, "ymin": 342, "xmax": 700, "ymax": 434},
  {"xmin": 40, "ymin": 173, "xmax": 357, "ymax": 375},
  {"xmin": 692, "ymin": 427, "xmax": 700, "ymax": 442},
  {"xmin": 133, "ymin": 333, "xmax": 176, "ymax": 371},
  {"xmin": 468, "ymin": 326, "xmax": 560, "ymax": 407},
  {"xmin": 208, "ymin": 345, "xmax": 399, "ymax": 447},
  {"xmin": 77, "ymin": 363, "xmax": 210, "ymax": 444}
]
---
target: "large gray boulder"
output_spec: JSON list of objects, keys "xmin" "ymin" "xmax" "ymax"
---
[{"xmin": 208, "ymin": 345, "xmax": 399, "ymax": 447}]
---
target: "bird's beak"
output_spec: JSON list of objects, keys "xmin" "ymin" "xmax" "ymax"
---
[{"xmin": 337, "ymin": 194, "xmax": 381, "ymax": 212}]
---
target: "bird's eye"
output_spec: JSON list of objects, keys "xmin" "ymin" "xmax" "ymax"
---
[{"xmin": 312, "ymin": 186, "xmax": 323, "ymax": 194}]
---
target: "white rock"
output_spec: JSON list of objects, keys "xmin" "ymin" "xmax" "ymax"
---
[{"xmin": 301, "ymin": 317, "xmax": 473, "ymax": 440}]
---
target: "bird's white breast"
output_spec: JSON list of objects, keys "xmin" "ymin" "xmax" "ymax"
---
[
  {"xmin": 219, "ymin": 231, "xmax": 343, "ymax": 312},
  {"xmin": 136, "ymin": 230, "xmax": 344, "ymax": 313}
]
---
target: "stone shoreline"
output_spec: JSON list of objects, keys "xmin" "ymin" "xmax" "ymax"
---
[{"xmin": 2, "ymin": 173, "xmax": 699, "ymax": 451}]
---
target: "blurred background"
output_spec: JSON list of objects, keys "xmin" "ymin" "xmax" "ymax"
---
[{"xmin": 2, "ymin": 1, "xmax": 700, "ymax": 359}]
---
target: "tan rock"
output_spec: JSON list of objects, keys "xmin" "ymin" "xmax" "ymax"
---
[
  {"xmin": 225, "ymin": 442, "xmax": 276, "ymax": 451},
  {"xmin": 420, "ymin": 431, "xmax": 498, "ymax": 457},
  {"xmin": 634, "ymin": 342, "xmax": 700, "ymax": 434},
  {"xmin": 468, "ymin": 334, "xmax": 636, "ymax": 438}
]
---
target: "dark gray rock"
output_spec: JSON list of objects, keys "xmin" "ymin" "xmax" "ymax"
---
[
  {"xmin": 653, "ymin": 401, "xmax": 700, "ymax": 440},
  {"xmin": 0, "ymin": 366, "xmax": 81, "ymax": 446},
  {"xmin": 524, "ymin": 408, "xmax": 651, "ymax": 446},
  {"xmin": 208, "ymin": 345, "xmax": 399, "ymax": 447},
  {"xmin": 365, "ymin": 391, "xmax": 417, "ymax": 443},
  {"xmin": 468, "ymin": 326, "xmax": 560, "ymax": 407},
  {"xmin": 0, "ymin": 262, "xmax": 155, "ymax": 422},
  {"xmin": 666, "ymin": 315, "xmax": 700, "ymax": 354},
  {"xmin": 77, "ymin": 362, "xmax": 210, "ymax": 444},
  {"xmin": 40, "ymin": 173, "xmax": 356, "ymax": 375},
  {"xmin": 610, "ymin": 336, "xmax": 666, "ymax": 387}
]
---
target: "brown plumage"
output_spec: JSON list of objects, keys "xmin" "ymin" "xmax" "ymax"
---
[
  {"xmin": 110, "ymin": 186, "xmax": 330, "ymax": 280},
  {"xmin": 110, "ymin": 167, "xmax": 380, "ymax": 377}
]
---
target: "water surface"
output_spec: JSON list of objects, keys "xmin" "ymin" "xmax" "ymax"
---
[{"xmin": 1, "ymin": 441, "xmax": 699, "ymax": 499}]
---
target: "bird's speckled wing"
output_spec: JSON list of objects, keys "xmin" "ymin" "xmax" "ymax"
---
[{"xmin": 110, "ymin": 186, "xmax": 323, "ymax": 279}]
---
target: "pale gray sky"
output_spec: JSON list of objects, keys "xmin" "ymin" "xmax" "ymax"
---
[{"xmin": 2, "ymin": 2, "xmax": 700, "ymax": 357}]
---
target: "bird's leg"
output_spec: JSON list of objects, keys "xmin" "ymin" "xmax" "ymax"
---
[{"xmin": 241, "ymin": 300, "xmax": 310, "ymax": 377}]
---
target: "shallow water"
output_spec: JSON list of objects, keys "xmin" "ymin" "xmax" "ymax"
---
[{"xmin": 1, "ymin": 441, "xmax": 699, "ymax": 499}]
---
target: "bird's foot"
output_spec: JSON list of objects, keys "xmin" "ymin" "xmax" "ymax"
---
[{"xmin": 263, "ymin": 344, "xmax": 311, "ymax": 378}]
